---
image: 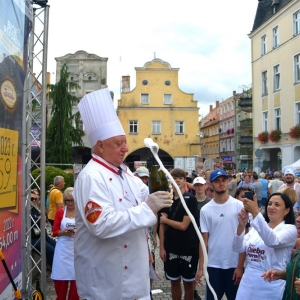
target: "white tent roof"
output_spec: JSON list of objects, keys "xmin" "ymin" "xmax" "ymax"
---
[{"xmin": 290, "ymin": 159, "xmax": 300, "ymax": 169}]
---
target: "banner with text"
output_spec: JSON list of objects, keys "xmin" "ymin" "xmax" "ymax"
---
[{"xmin": 0, "ymin": 0, "xmax": 32, "ymax": 298}]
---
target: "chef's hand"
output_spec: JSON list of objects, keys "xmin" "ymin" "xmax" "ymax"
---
[{"xmin": 146, "ymin": 191, "xmax": 173, "ymax": 213}]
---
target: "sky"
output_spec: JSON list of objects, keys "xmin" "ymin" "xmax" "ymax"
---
[{"xmin": 46, "ymin": 0, "xmax": 258, "ymax": 117}]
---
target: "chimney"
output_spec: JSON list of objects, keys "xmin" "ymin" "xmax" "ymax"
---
[
  {"xmin": 121, "ymin": 76, "xmax": 130, "ymax": 93},
  {"xmin": 209, "ymin": 105, "xmax": 213, "ymax": 112},
  {"xmin": 233, "ymin": 91, "xmax": 236, "ymax": 96},
  {"xmin": 216, "ymin": 101, "xmax": 219, "ymax": 107}
]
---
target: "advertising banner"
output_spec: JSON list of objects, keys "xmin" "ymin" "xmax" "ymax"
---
[
  {"xmin": 0, "ymin": 0, "xmax": 32, "ymax": 298},
  {"xmin": 174, "ymin": 156, "xmax": 195, "ymax": 175},
  {"xmin": 133, "ymin": 161, "xmax": 147, "ymax": 169}
]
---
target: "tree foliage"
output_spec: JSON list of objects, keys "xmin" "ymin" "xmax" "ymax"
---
[
  {"xmin": 31, "ymin": 166, "xmax": 74, "ymax": 192},
  {"xmin": 46, "ymin": 64, "xmax": 83, "ymax": 163}
]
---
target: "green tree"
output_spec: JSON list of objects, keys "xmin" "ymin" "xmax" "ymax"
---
[{"xmin": 47, "ymin": 64, "xmax": 83, "ymax": 163}]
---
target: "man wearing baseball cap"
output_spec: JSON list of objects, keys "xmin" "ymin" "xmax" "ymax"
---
[
  {"xmin": 279, "ymin": 166, "xmax": 300, "ymax": 210},
  {"xmin": 196, "ymin": 170, "xmax": 244, "ymax": 300},
  {"xmin": 192, "ymin": 176, "xmax": 211, "ymax": 300},
  {"xmin": 193, "ymin": 177, "xmax": 211, "ymax": 211},
  {"xmin": 134, "ymin": 167, "xmax": 150, "ymax": 185}
]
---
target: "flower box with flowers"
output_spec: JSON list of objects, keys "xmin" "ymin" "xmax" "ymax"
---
[
  {"xmin": 269, "ymin": 129, "xmax": 282, "ymax": 142},
  {"xmin": 257, "ymin": 132, "xmax": 268, "ymax": 143},
  {"xmin": 289, "ymin": 125, "xmax": 300, "ymax": 139}
]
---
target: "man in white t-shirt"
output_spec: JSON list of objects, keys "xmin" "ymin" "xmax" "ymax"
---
[{"xmin": 197, "ymin": 169, "xmax": 244, "ymax": 300}]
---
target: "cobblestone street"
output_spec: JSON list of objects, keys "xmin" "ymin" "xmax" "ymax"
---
[{"xmin": 43, "ymin": 242, "xmax": 228, "ymax": 300}]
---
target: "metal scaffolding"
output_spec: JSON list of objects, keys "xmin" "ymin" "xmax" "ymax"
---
[{"xmin": 22, "ymin": 2, "xmax": 49, "ymax": 297}]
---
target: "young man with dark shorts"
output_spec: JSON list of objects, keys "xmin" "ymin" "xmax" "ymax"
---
[{"xmin": 159, "ymin": 168, "xmax": 199, "ymax": 300}]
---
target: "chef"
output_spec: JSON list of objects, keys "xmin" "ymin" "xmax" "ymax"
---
[{"xmin": 73, "ymin": 88, "xmax": 172, "ymax": 300}]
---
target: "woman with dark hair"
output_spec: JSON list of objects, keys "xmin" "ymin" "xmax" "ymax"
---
[
  {"xmin": 262, "ymin": 211, "xmax": 300, "ymax": 299},
  {"xmin": 232, "ymin": 193, "xmax": 297, "ymax": 300}
]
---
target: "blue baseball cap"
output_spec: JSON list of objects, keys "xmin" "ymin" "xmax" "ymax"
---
[{"xmin": 210, "ymin": 169, "xmax": 228, "ymax": 182}]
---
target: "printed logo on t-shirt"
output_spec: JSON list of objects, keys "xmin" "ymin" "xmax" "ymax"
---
[
  {"xmin": 85, "ymin": 201, "xmax": 102, "ymax": 224},
  {"xmin": 247, "ymin": 243, "xmax": 267, "ymax": 265}
]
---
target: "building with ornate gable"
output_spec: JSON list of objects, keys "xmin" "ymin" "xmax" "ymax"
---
[{"xmin": 118, "ymin": 58, "xmax": 200, "ymax": 171}]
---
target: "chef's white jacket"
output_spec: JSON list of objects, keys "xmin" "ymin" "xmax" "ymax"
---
[{"xmin": 74, "ymin": 154, "xmax": 156, "ymax": 300}]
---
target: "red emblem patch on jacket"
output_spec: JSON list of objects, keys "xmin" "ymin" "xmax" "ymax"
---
[{"xmin": 85, "ymin": 201, "xmax": 102, "ymax": 223}]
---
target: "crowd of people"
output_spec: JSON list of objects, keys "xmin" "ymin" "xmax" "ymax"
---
[{"xmin": 32, "ymin": 87, "xmax": 300, "ymax": 300}]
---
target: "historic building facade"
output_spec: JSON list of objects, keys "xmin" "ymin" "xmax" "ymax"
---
[
  {"xmin": 117, "ymin": 58, "xmax": 200, "ymax": 171},
  {"xmin": 250, "ymin": 0, "xmax": 300, "ymax": 172},
  {"xmin": 53, "ymin": 50, "xmax": 108, "ymax": 163}
]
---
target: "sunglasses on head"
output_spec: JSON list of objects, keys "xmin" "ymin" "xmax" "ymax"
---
[{"xmin": 241, "ymin": 185, "xmax": 254, "ymax": 192}]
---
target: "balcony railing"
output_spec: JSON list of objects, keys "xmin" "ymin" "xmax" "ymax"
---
[
  {"xmin": 238, "ymin": 97, "xmax": 252, "ymax": 112},
  {"xmin": 237, "ymin": 148, "xmax": 253, "ymax": 155},
  {"xmin": 239, "ymin": 118, "xmax": 252, "ymax": 130},
  {"xmin": 238, "ymin": 135, "xmax": 253, "ymax": 146}
]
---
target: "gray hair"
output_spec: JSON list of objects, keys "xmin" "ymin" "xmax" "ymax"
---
[
  {"xmin": 260, "ymin": 172, "xmax": 266, "ymax": 178},
  {"xmin": 274, "ymin": 171, "xmax": 280, "ymax": 178},
  {"xmin": 63, "ymin": 187, "xmax": 74, "ymax": 204},
  {"xmin": 54, "ymin": 176, "xmax": 64, "ymax": 186}
]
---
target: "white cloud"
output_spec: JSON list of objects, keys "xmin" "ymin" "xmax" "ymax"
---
[{"xmin": 47, "ymin": 0, "xmax": 257, "ymax": 116}]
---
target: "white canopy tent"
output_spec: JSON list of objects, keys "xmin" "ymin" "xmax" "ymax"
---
[{"xmin": 290, "ymin": 159, "xmax": 300, "ymax": 170}]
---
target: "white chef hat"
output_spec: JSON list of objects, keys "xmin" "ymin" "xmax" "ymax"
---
[
  {"xmin": 78, "ymin": 88, "xmax": 125, "ymax": 147},
  {"xmin": 282, "ymin": 165, "xmax": 296, "ymax": 176}
]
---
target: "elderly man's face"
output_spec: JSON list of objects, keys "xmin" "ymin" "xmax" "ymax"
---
[{"xmin": 97, "ymin": 136, "xmax": 128, "ymax": 167}]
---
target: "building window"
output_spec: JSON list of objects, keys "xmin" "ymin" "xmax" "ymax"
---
[
  {"xmin": 273, "ymin": 64, "xmax": 280, "ymax": 91},
  {"xmin": 263, "ymin": 111, "xmax": 268, "ymax": 131},
  {"xmin": 164, "ymin": 94, "xmax": 172, "ymax": 104},
  {"xmin": 262, "ymin": 71, "xmax": 268, "ymax": 96},
  {"xmin": 273, "ymin": 26, "xmax": 279, "ymax": 48},
  {"xmin": 78, "ymin": 119, "xmax": 84, "ymax": 131},
  {"xmin": 142, "ymin": 80, "xmax": 148, "ymax": 85},
  {"xmin": 231, "ymin": 139, "xmax": 234, "ymax": 151},
  {"xmin": 141, "ymin": 93, "xmax": 149, "ymax": 104},
  {"xmin": 152, "ymin": 121, "xmax": 161, "ymax": 134},
  {"xmin": 227, "ymin": 140, "xmax": 230, "ymax": 151},
  {"xmin": 175, "ymin": 121, "xmax": 184, "ymax": 134},
  {"xmin": 274, "ymin": 108, "xmax": 281, "ymax": 130},
  {"xmin": 261, "ymin": 35, "xmax": 267, "ymax": 55},
  {"xmin": 296, "ymin": 103, "xmax": 300, "ymax": 125},
  {"xmin": 294, "ymin": 10, "xmax": 300, "ymax": 35},
  {"xmin": 165, "ymin": 80, "xmax": 171, "ymax": 86},
  {"xmin": 295, "ymin": 54, "xmax": 300, "ymax": 83},
  {"xmin": 129, "ymin": 121, "xmax": 138, "ymax": 134}
]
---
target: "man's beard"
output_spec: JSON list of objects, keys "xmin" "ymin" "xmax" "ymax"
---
[
  {"xmin": 214, "ymin": 189, "xmax": 227, "ymax": 195},
  {"xmin": 286, "ymin": 178, "xmax": 294, "ymax": 185}
]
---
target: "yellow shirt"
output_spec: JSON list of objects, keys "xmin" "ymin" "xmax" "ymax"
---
[{"xmin": 47, "ymin": 188, "xmax": 63, "ymax": 220}]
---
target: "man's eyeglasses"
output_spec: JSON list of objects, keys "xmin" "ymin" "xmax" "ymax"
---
[
  {"xmin": 31, "ymin": 197, "xmax": 37, "ymax": 202},
  {"xmin": 241, "ymin": 185, "xmax": 254, "ymax": 192},
  {"xmin": 65, "ymin": 199, "xmax": 74, "ymax": 204}
]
